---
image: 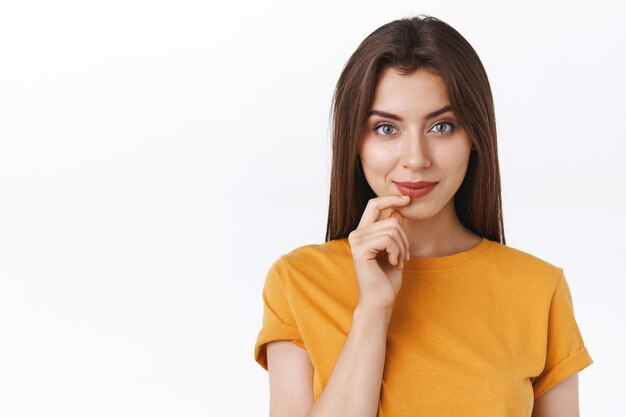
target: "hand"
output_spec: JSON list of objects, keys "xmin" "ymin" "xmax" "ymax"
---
[{"xmin": 347, "ymin": 195, "xmax": 411, "ymax": 310}]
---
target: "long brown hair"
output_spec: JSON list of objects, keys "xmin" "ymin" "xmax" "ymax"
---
[{"xmin": 325, "ymin": 15, "xmax": 505, "ymax": 245}]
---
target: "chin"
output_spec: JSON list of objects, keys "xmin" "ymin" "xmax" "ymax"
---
[{"xmin": 397, "ymin": 205, "xmax": 437, "ymax": 221}]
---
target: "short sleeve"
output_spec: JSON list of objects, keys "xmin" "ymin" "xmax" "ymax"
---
[
  {"xmin": 254, "ymin": 256, "xmax": 305, "ymax": 371},
  {"xmin": 532, "ymin": 270, "xmax": 593, "ymax": 399}
]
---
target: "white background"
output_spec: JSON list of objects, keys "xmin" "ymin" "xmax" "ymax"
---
[{"xmin": 1, "ymin": 0, "xmax": 624, "ymax": 416}]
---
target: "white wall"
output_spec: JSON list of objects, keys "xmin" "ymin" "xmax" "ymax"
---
[{"xmin": 0, "ymin": 0, "xmax": 623, "ymax": 415}]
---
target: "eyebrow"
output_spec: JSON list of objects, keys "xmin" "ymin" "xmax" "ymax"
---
[{"xmin": 367, "ymin": 104, "xmax": 452, "ymax": 121}]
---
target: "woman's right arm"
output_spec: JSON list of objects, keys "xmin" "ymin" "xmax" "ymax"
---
[
  {"xmin": 267, "ymin": 340, "xmax": 314, "ymax": 417},
  {"xmin": 267, "ymin": 195, "xmax": 412, "ymax": 417}
]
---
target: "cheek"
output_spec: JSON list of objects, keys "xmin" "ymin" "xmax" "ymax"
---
[
  {"xmin": 433, "ymin": 141, "xmax": 472, "ymax": 179},
  {"xmin": 360, "ymin": 143, "xmax": 395, "ymax": 176},
  {"xmin": 451, "ymin": 152, "xmax": 471, "ymax": 177}
]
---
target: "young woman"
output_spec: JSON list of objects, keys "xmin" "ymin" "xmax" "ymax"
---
[{"xmin": 254, "ymin": 15, "xmax": 593, "ymax": 417}]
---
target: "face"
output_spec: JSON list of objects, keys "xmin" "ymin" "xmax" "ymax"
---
[{"xmin": 358, "ymin": 66, "xmax": 474, "ymax": 221}]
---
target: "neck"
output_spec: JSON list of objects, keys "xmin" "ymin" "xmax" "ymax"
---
[{"xmin": 389, "ymin": 199, "xmax": 481, "ymax": 258}]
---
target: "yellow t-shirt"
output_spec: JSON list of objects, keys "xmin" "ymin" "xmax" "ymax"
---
[{"xmin": 254, "ymin": 237, "xmax": 593, "ymax": 416}]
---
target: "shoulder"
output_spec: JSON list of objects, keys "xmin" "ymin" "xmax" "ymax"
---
[
  {"xmin": 276, "ymin": 237, "xmax": 351, "ymax": 267},
  {"xmin": 266, "ymin": 238, "xmax": 354, "ymax": 286},
  {"xmin": 485, "ymin": 239, "xmax": 564, "ymax": 287}
]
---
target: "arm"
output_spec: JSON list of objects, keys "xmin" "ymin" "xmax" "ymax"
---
[
  {"xmin": 532, "ymin": 373, "xmax": 580, "ymax": 417},
  {"xmin": 266, "ymin": 195, "xmax": 410, "ymax": 417},
  {"xmin": 308, "ymin": 305, "xmax": 391, "ymax": 416},
  {"xmin": 266, "ymin": 305, "xmax": 392, "ymax": 417},
  {"xmin": 267, "ymin": 340, "xmax": 314, "ymax": 417}
]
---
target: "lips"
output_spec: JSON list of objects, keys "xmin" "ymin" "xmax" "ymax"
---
[
  {"xmin": 394, "ymin": 181, "xmax": 438, "ymax": 198},
  {"xmin": 394, "ymin": 181, "xmax": 438, "ymax": 189}
]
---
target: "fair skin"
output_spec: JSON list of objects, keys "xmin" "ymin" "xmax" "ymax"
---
[
  {"xmin": 266, "ymin": 67, "xmax": 581, "ymax": 416},
  {"xmin": 267, "ymin": 344, "xmax": 579, "ymax": 417}
]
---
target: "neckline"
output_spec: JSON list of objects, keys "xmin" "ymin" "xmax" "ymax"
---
[
  {"xmin": 402, "ymin": 237, "xmax": 493, "ymax": 272},
  {"xmin": 335, "ymin": 235, "xmax": 494, "ymax": 272}
]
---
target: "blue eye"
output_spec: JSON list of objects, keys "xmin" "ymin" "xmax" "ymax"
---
[
  {"xmin": 431, "ymin": 121, "xmax": 455, "ymax": 134},
  {"xmin": 374, "ymin": 124, "xmax": 397, "ymax": 136}
]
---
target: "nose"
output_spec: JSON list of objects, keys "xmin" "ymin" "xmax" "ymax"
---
[{"xmin": 401, "ymin": 130, "xmax": 431, "ymax": 170}]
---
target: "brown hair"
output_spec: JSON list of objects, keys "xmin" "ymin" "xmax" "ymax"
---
[{"xmin": 325, "ymin": 15, "xmax": 505, "ymax": 245}]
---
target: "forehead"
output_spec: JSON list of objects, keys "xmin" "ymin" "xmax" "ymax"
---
[{"xmin": 371, "ymin": 67, "xmax": 449, "ymax": 112}]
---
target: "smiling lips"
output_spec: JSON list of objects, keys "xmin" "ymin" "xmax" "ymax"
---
[{"xmin": 394, "ymin": 181, "xmax": 438, "ymax": 198}]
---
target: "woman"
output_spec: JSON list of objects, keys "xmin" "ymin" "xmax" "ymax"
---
[{"xmin": 254, "ymin": 15, "xmax": 593, "ymax": 417}]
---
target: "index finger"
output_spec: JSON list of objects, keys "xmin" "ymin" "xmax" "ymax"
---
[{"xmin": 357, "ymin": 195, "xmax": 411, "ymax": 229}]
